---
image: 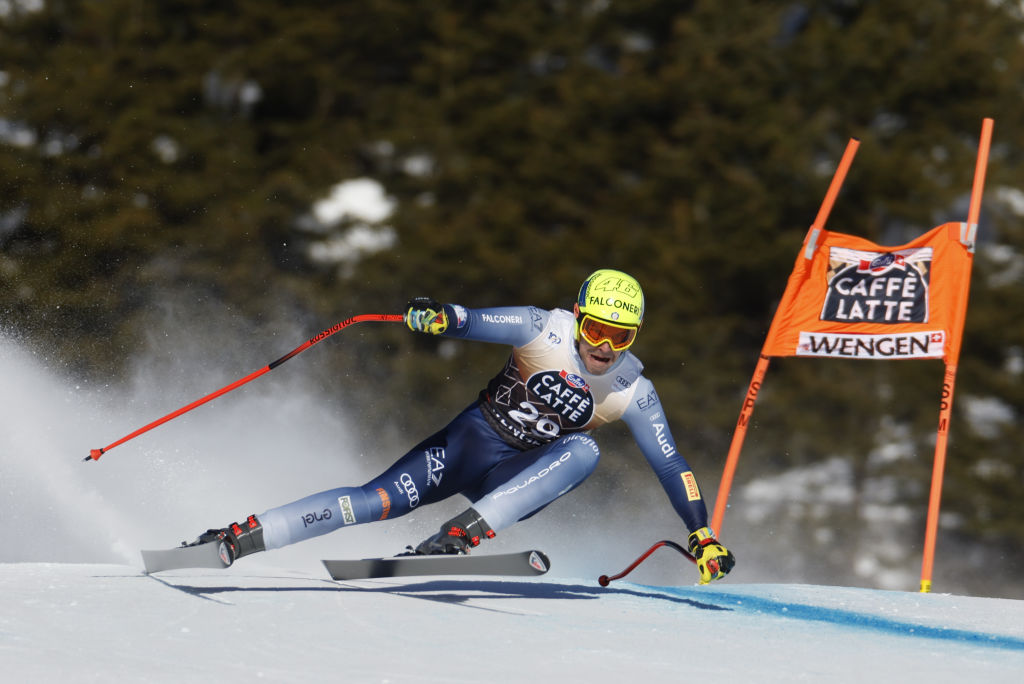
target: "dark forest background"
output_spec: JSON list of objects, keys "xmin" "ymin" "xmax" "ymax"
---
[{"xmin": 3, "ymin": 1, "xmax": 1023, "ymax": 596}]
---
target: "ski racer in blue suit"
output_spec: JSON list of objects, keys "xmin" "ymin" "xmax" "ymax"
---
[{"xmin": 193, "ymin": 269, "xmax": 735, "ymax": 584}]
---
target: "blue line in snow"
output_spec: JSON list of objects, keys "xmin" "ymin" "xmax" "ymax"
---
[{"xmin": 652, "ymin": 586, "xmax": 1024, "ymax": 651}]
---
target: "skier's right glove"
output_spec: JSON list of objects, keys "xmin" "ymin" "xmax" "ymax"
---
[
  {"xmin": 687, "ymin": 526, "xmax": 735, "ymax": 584},
  {"xmin": 405, "ymin": 297, "xmax": 448, "ymax": 335}
]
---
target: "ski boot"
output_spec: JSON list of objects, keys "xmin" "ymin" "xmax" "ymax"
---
[
  {"xmin": 188, "ymin": 514, "xmax": 265, "ymax": 566},
  {"xmin": 413, "ymin": 508, "xmax": 495, "ymax": 555}
]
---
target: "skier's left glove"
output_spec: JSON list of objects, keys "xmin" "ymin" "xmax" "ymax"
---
[
  {"xmin": 405, "ymin": 297, "xmax": 448, "ymax": 335},
  {"xmin": 687, "ymin": 527, "xmax": 735, "ymax": 584}
]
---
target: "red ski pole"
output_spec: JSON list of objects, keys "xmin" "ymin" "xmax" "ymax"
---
[
  {"xmin": 84, "ymin": 313, "xmax": 404, "ymax": 462},
  {"xmin": 598, "ymin": 540, "xmax": 696, "ymax": 586}
]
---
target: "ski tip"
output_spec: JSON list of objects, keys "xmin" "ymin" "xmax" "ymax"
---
[{"xmin": 140, "ymin": 540, "xmax": 233, "ymax": 573}]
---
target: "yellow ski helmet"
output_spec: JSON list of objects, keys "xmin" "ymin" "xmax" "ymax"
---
[{"xmin": 574, "ymin": 269, "xmax": 644, "ymax": 350}]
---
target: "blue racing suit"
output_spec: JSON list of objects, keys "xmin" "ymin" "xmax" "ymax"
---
[{"xmin": 257, "ymin": 305, "xmax": 710, "ymax": 550}]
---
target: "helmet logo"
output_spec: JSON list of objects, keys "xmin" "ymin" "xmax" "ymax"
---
[
  {"xmin": 576, "ymin": 269, "xmax": 645, "ymax": 329},
  {"xmin": 585, "ymin": 295, "xmax": 642, "ymax": 317}
]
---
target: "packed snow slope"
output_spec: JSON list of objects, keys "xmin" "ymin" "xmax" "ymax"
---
[
  {"xmin": 3, "ymin": 322, "xmax": 1024, "ymax": 682},
  {"xmin": 1, "ymin": 562, "xmax": 1023, "ymax": 683}
]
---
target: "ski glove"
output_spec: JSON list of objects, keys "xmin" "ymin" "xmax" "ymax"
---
[
  {"xmin": 688, "ymin": 527, "xmax": 736, "ymax": 585},
  {"xmin": 405, "ymin": 297, "xmax": 448, "ymax": 335}
]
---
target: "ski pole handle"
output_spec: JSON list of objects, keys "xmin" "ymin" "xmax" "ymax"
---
[
  {"xmin": 598, "ymin": 540, "xmax": 695, "ymax": 587},
  {"xmin": 85, "ymin": 313, "xmax": 404, "ymax": 462}
]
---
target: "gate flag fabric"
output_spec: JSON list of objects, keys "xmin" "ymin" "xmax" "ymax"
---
[
  {"xmin": 761, "ymin": 222, "xmax": 976, "ymax": 362},
  {"xmin": 710, "ymin": 118, "xmax": 993, "ymax": 593}
]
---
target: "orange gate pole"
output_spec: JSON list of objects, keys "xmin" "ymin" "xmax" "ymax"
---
[
  {"xmin": 711, "ymin": 138, "xmax": 860, "ymax": 534},
  {"xmin": 919, "ymin": 117, "xmax": 993, "ymax": 593}
]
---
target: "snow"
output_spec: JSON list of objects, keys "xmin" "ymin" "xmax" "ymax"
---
[
  {"xmin": 3, "ymin": 319, "xmax": 1024, "ymax": 682},
  {"xmin": 313, "ymin": 178, "xmax": 395, "ymax": 226},
  {"xmin": 305, "ymin": 177, "xmax": 398, "ymax": 273},
  {"xmin": 1, "ymin": 562, "xmax": 1022, "ymax": 682}
]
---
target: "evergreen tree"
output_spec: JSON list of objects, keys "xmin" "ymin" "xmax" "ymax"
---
[{"xmin": 2, "ymin": 0, "xmax": 1023, "ymax": 595}]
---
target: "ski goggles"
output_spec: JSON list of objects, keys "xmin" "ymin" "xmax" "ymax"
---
[{"xmin": 577, "ymin": 314, "xmax": 639, "ymax": 351}]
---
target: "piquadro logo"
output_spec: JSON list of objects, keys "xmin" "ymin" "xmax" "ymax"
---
[{"xmin": 490, "ymin": 451, "xmax": 572, "ymax": 499}]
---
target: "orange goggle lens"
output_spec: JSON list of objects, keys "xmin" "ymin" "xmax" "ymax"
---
[{"xmin": 578, "ymin": 315, "xmax": 638, "ymax": 351}]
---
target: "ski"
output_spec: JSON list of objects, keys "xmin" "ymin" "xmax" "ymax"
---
[
  {"xmin": 322, "ymin": 550, "xmax": 550, "ymax": 580},
  {"xmin": 141, "ymin": 540, "xmax": 232, "ymax": 573}
]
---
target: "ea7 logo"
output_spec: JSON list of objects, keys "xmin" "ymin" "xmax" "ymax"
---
[
  {"xmin": 636, "ymin": 390, "xmax": 658, "ymax": 410},
  {"xmin": 425, "ymin": 447, "xmax": 446, "ymax": 487}
]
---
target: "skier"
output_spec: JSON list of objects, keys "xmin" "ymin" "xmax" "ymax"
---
[{"xmin": 191, "ymin": 269, "xmax": 735, "ymax": 584}]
